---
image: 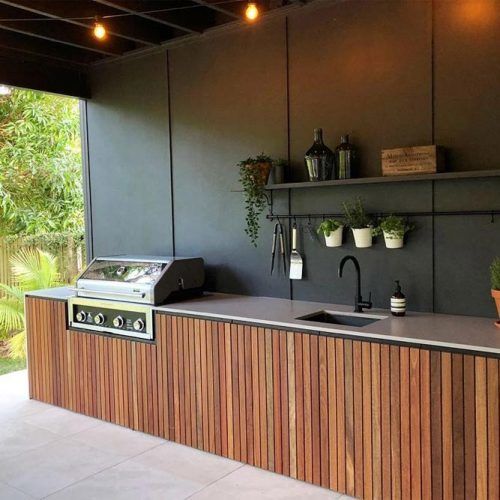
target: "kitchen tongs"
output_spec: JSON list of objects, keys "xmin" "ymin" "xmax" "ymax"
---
[{"xmin": 270, "ymin": 221, "xmax": 286, "ymax": 275}]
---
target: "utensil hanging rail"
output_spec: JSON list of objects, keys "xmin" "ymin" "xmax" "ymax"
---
[{"xmin": 266, "ymin": 209, "xmax": 499, "ymax": 221}]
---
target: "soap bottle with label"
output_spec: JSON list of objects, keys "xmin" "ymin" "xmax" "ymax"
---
[{"xmin": 391, "ymin": 280, "xmax": 406, "ymax": 316}]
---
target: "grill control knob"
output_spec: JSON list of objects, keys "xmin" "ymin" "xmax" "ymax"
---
[
  {"xmin": 94, "ymin": 313, "xmax": 106, "ymax": 325},
  {"xmin": 133, "ymin": 319, "xmax": 145, "ymax": 332},
  {"xmin": 113, "ymin": 316, "xmax": 125, "ymax": 328},
  {"xmin": 75, "ymin": 311, "xmax": 87, "ymax": 323}
]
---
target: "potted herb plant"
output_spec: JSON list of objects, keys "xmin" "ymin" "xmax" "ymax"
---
[
  {"xmin": 378, "ymin": 215, "xmax": 414, "ymax": 249},
  {"xmin": 317, "ymin": 219, "xmax": 344, "ymax": 247},
  {"xmin": 342, "ymin": 198, "xmax": 373, "ymax": 248},
  {"xmin": 239, "ymin": 154, "xmax": 273, "ymax": 246},
  {"xmin": 491, "ymin": 257, "xmax": 500, "ymax": 328}
]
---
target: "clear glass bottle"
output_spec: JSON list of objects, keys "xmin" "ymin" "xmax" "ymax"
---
[
  {"xmin": 335, "ymin": 134, "xmax": 357, "ymax": 179},
  {"xmin": 304, "ymin": 128, "xmax": 334, "ymax": 181}
]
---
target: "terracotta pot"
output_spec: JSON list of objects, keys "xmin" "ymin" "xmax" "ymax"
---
[
  {"xmin": 492, "ymin": 289, "xmax": 500, "ymax": 328},
  {"xmin": 246, "ymin": 162, "xmax": 272, "ymax": 186}
]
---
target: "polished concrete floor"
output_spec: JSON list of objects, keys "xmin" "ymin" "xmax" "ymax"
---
[{"xmin": 0, "ymin": 370, "xmax": 351, "ymax": 500}]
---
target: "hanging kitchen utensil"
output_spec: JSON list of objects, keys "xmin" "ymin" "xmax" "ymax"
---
[
  {"xmin": 305, "ymin": 216, "xmax": 318, "ymax": 242},
  {"xmin": 271, "ymin": 220, "xmax": 287, "ymax": 275},
  {"xmin": 289, "ymin": 222, "xmax": 303, "ymax": 280}
]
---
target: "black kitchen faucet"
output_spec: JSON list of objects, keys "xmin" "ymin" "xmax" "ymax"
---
[{"xmin": 338, "ymin": 255, "xmax": 373, "ymax": 313}]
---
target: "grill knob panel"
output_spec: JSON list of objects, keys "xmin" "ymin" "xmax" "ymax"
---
[
  {"xmin": 113, "ymin": 316, "xmax": 125, "ymax": 328},
  {"xmin": 133, "ymin": 319, "xmax": 145, "ymax": 332},
  {"xmin": 75, "ymin": 311, "xmax": 87, "ymax": 323},
  {"xmin": 94, "ymin": 313, "xmax": 106, "ymax": 325}
]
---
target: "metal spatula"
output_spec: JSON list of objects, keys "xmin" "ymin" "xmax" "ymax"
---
[{"xmin": 289, "ymin": 222, "xmax": 303, "ymax": 280}]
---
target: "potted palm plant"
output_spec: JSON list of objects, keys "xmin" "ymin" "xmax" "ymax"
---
[
  {"xmin": 317, "ymin": 219, "xmax": 344, "ymax": 247},
  {"xmin": 342, "ymin": 198, "xmax": 373, "ymax": 248},
  {"xmin": 378, "ymin": 215, "xmax": 414, "ymax": 249},
  {"xmin": 0, "ymin": 248, "xmax": 61, "ymax": 359},
  {"xmin": 491, "ymin": 257, "xmax": 500, "ymax": 328},
  {"xmin": 238, "ymin": 154, "xmax": 273, "ymax": 246}
]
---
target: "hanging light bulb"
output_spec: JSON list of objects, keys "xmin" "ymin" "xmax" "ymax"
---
[
  {"xmin": 245, "ymin": 2, "xmax": 259, "ymax": 21},
  {"xmin": 0, "ymin": 85, "xmax": 11, "ymax": 96},
  {"xmin": 93, "ymin": 18, "xmax": 107, "ymax": 40}
]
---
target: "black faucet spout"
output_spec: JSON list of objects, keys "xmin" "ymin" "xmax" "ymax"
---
[{"xmin": 338, "ymin": 255, "xmax": 372, "ymax": 313}]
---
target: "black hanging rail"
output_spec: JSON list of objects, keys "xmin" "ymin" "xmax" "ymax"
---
[{"xmin": 266, "ymin": 209, "xmax": 499, "ymax": 221}]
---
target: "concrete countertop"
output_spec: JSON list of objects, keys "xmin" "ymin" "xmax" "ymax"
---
[{"xmin": 27, "ymin": 287, "xmax": 500, "ymax": 355}]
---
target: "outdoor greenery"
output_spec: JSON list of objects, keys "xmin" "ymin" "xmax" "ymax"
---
[
  {"xmin": 342, "ymin": 198, "xmax": 372, "ymax": 229},
  {"xmin": 317, "ymin": 219, "xmax": 343, "ymax": 236},
  {"xmin": 239, "ymin": 153, "xmax": 272, "ymax": 246},
  {"xmin": 0, "ymin": 356, "xmax": 25, "ymax": 376},
  {"xmin": 0, "ymin": 88, "xmax": 84, "ymax": 238},
  {"xmin": 378, "ymin": 215, "xmax": 414, "ymax": 239},
  {"xmin": 0, "ymin": 248, "xmax": 61, "ymax": 360},
  {"xmin": 491, "ymin": 257, "xmax": 500, "ymax": 291}
]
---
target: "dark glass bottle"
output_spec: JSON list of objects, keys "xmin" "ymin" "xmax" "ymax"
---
[
  {"xmin": 304, "ymin": 128, "xmax": 334, "ymax": 181},
  {"xmin": 335, "ymin": 134, "xmax": 357, "ymax": 179}
]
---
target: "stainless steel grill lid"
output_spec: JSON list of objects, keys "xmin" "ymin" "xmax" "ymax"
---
[{"xmin": 75, "ymin": 255, "xmax": 205, "ymax": 305}]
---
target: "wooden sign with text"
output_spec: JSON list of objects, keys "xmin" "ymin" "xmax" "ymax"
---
[{"xmin": 381, "ymin": 145, "xmax": 444, "ymax": 176}]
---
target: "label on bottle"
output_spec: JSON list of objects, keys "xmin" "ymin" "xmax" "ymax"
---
[{"xmin": 391, "ymin": 297, "xmax": 406, "ymax": 313}]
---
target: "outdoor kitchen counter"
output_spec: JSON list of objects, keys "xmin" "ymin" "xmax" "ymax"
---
[{"xmin": 27, "ymin": 286, "xmax": 500, "ymax": 355}]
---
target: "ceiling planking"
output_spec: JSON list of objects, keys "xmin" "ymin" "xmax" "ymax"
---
[{"xmin": 0, "ymin": 0, "xmax": 292, "ymax": 69}]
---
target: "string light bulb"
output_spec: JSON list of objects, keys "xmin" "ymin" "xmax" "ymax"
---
[
  {"xmin": 245, "ymin": 2, "xmax": 259, "ymax": 21},
  {"xmin": 93, "ymin": 18, "xmax": 107, "ymax": 40},
  {"xmin": 0, "ymin": 85, "xmax": 11, "ymax": 96}
]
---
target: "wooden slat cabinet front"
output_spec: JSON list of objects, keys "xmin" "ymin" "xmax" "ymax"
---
[{"xmin": 26, "ymin": 297, "xmax": 500, "ymax": 499}]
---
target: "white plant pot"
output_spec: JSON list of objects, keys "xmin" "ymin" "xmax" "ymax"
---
[
  {"xmin": 324, "ymin": 225, "xmax": 344, "ymax": 247},
  {"xmin": 352, "ymin": 227, "xmax": 373, "ymax": 248},
  {"xmin": 383, "ymin": 231, "xmax": 404, "ymax": 249}
]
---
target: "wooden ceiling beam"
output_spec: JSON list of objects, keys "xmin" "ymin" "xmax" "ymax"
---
[
  {"xmin": 0, "ymin": 0, "xmax": 165, "ymax": 47},
  {"xmin": 92, "ymin": 0, "xmax": 201, "ymax": 35}
]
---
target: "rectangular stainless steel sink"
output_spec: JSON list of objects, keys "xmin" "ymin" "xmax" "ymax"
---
[{"xmin": 296, "ymin": 310, "xmax": 385, "ymax": 328}]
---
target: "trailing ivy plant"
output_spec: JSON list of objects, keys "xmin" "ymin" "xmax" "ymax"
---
[
  {"xmin": 317, "ymin": 219, "xmax": 343, "ymax": 237},
  {"xmin": 378, "ymin": 215, "xmax": 414, "ymax": 239},
  {"xmin": 239, "ymin": 154, "xmax": 272, "ymax": 247},
  {"xmin": 491, "ymin": 257, "xmax": 500, "ymax": 291}
]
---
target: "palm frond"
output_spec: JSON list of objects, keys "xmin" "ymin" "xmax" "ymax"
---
[
  {"xmin": 7, "ymin": 330, "xmax": 26, "ymax": 359},
  {"xmin": 0, "ymin": 283, "xmax": 25, "ymax": 302},
  {"xmin": 0, "ymin": 297, "xmax": 24, "ymax": 333},
  {"xmin": 10, "ymin": 248, "xmax": 61, "ymax": 291}
]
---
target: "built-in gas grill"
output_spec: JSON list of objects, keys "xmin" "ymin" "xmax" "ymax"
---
[{"xmin": 68, "ymin": 255, "xmax": 204, "ymax": 340}]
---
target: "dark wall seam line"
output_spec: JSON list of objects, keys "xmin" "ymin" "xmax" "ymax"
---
[
  {"xmin": 285, "ymin": 15, "xmax": 293, "ymax": 301},
  {"xmin": 431, "ymin": 0, "xmax": 435, "ymax": 144},
  {"xmin": 80, "ymin": 99, "xmax": 94, "ymax": 262},
  {"xmin": 166, "ymin": 50, "xmax": 176, "ymax": 257}
]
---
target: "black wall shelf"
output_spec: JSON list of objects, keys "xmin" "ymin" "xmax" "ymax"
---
[{"xmin": 265, "ymin": 168, "xmax": 500, "ymax": 190}]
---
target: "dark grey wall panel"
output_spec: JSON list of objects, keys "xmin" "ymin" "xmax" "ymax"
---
[
  {"xmin": 87, "ymin": 53, "xmax": 173, "ymax": 257},
  {"xmin": 84, "ymin": 0, "xmax": 500, "ymax": 318},
  {"xmin": 169, "ymin": 19, "xmax": 290, "ymax": 297},
  {"xmin": 434, "ymin": 0, "xmax": 500, "ymax": 171},
  {"xmin": 290, "ymin": 183, "xmax": 433, "ymax": 312},
  {"xmin": 434, "ymin": 177, "xmax": 500, "ymax": 317},
  {"xmin": 287, "ymin": 0, "xmax": 432, "ymax": 181}
]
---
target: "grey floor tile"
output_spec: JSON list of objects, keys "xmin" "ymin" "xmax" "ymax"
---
[
  {"xmin": 0, "ymin": 420, "xmax": 60, "ymax": 461},
  {"xmin": 23, "ymin": 407, "xmax": 101, "ymax": 437},
  {"xmin": 70, "ymin": 421, "xmax": 164, "ymax": 458},
  {"xmin": 0, "ymin": 480, "xmax": 33, "ymax": 500},
  {"xmin": 189, "ymin": 465, "xmax": 344, "ymax": 499},
  {"xmin": 0, "ymin": 437, "xmax": 123, "ymax": 499},
  {"xmin": 130, "ymin": 441, "xmax": 242, "ymax": 486},
  {"xmin": 46, "ymin": 460, "xmax": 203, "ymax": 500}
]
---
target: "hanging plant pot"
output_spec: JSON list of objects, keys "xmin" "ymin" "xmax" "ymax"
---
[
  {"xmin": 245, "ymin": 161, "xmax": 272, "ymax": 187},
  {"xmin": 324, "ymin": 225, "xmax": 344, "ymax": 247},
  {"xmin": 352, "ymin": 227, "xmax": 372, "ymax": 248},
  {"xmin": 383, "ymin": 231, "xmax": 404, "ymax": 249}
]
